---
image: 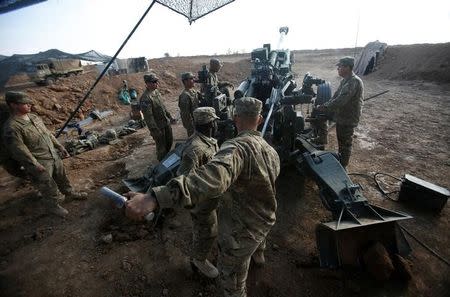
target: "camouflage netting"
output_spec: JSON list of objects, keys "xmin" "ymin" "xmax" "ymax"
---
[{"xmin": 156, "ymin": 0, "xmax": 234, "ymax": 23}]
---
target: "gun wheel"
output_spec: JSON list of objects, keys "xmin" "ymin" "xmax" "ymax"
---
[{"xmin": 316, "ymin": 82, "xmax": 332, "ymax": 105}]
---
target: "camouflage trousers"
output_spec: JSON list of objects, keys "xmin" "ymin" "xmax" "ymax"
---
[
  {"xmin": 27, "ymin": 158, "xmax": 73, "ymax": 206},
  {"xmin": 149, "ymin": 125, "xmax": 173, "ymax": 161},
  {"xmin": 190, "ymin": 198, "xmax": 219, "ymax": 261},
  {"xmin": 336, "ymin": 124, "xmax": 355, "ymax": 168},
  {"xmin": 217, "ymin": 205, "xmax": 268, "ymax": 297}
]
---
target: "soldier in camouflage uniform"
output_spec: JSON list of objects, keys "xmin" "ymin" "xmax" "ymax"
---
[
  {"xmin": 139, "ymin": 73, "xmax": 175, "ymax": 161},
  {"xmin": 177, "ymin": 107, "xmax": 220, "ymax": 278},
  {"xmin": 203, "ymin": 58, "xmax": 233, "ymax": 105},
  {"xmin": 178, "ymin": 72, "xmax": 202, "ymax": 137},
  {"xmin": 125, "ymin": 97, "xmax": 281, "ymax": 297},
  {"xmin": 315, "ymin": 57, "xmax": 364, "ymax": 168},
  {"xmin": 2, "ymin": 92, "xmax": 87, "ymax": 217}
]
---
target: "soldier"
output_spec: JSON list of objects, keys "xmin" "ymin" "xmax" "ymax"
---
[
  {"xmin": 315, "ymin": 56, "xmax": 364, "ymax": 168},
  {"xmin": 2, "ymin": 91, "xmax": 87, "ymax": 217},
  {"xmin": 177, "ymin": 107, "xmax": 220, "ymax": 278},
  {"xmin": 139, "ymin": 73, "xmax": 175, "ymax": 161},
  {"xmin": 178, "ymin": 72, "xmax": 202, "ymax": 136},
  {"xmin": 203, "ymin": 58, "xmax": 233, "ymax": 105},
  {"xmin": 125, "ymin": 97, "xmax": 281, "ymax": 297},
  {"xmin": 122, "ymin": 80, "xmax": 129, "ymax": 91}
]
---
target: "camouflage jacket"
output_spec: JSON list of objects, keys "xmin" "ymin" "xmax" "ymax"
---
[
  {"xmin": 204, "ymin": 72, "xmax": 219, "ymax": 101},
  {"xmin": 139, "ymin": 89, "xmax": 172, "ymax": 130},
  {"xmin": 177, "ymin": 131, "xmax": 218, "ymax": 176},
  {"xmin": 178, "ymin": 88, "xmax": 201, "ymax": 135},
  {"xmin": 2, "ymin": 114, "xmax": 61, "ymax": 168},
  {"xmin": 324, "ymin": 73, "xmax": 364, "ymax": 126},
  {"xmin": 154, "ymin": 130, "xmax": 281, "ymax": 239}
]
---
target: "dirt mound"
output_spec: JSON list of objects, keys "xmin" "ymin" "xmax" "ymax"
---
[{"xmin": 372, "ymin": 43, "xmax": 450, "ymax": 83}]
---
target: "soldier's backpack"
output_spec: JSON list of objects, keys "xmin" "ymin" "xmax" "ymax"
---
[{"xmin": 0, "ymin": 102, "xmax": 26, "ymax": 178}]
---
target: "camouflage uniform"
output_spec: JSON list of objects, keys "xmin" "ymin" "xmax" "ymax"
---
[
  {"xmin": 178, "ymin": 88, "xmax": 201, "ymax": 136},
  {"xmin": 139, "ymin": 87, "xmax": 173, "ymax": 161},
  {"xmin": 177, "ymin": 130, "xmax": 219, "ymax": 262},
  {"xmin": 204, "ymin": 71, "xmax": 220, "ymax": 105},
  {"xmin": 153, "ymin": 98, "xmax": 281, "ymax": 297},
  {"xmin": 3, "ymin": 113, "xmax": 73, "ymax": 207},
  {"xmin": 316, "ymin": 57, "xmax": 364, "ymax": 167}
]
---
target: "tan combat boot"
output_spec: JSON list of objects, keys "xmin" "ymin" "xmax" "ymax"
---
[
  {"xmin": 251, "ymin": 250, "xmax": 266, "ymax": 266},
  {"xmin": 65, "ymin": 190, "xmax": 88, "ymax": 201},
  {"xmin": 191, "ymin": 259, "xmax": 219, "ymax": 278},
  {"xmin": 47, "ymin": 204, "xmax": 69, "ymax": 217}
]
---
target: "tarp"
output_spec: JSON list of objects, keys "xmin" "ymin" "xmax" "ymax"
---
[
  {"xmin": 0, "ymin": 0, "xmax": 46, "ymax": 14},
  {"xmin": 115, "ymin": 57, "xmax": 149, "ymax": 74},
  {"xmin": 354, "ymin": 41, "xmax": 387, "ymax": 76},
  {"xmin": 156, "ymin": 0, "xmax": 235, "ymax": 23}
]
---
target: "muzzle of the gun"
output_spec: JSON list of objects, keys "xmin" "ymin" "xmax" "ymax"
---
[{"xmin": 234, "ymin": 80, "xmax": 251, "ymax": 99}]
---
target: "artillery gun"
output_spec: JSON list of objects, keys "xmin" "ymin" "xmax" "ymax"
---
[
  {"xmin": 234, "ymin": 27, "xmax": 412, "ymax": 267},
  {"xmin": 123, "ymin": 27, "xmax": 412, "ymax": 269}
]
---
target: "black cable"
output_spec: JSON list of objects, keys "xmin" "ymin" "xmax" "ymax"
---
[
  {"xmin": 349, "ymin": 171, "xmax": 450, "ymax": 267},
  {"xmin": 347, "ymin": 172, "xmax": 373, "ymax": 179},
  {"xmin": 373, "ymin": 172, "xmax": 401, "ymax": 201},
  {"xmin": 348, "ymin": 171, "xmax": 400, "ymax": 200},
  {"xmin": 400, "ymin": 225, "xmax": 450, "ymax": 266},
  {"xmin": 373, "ymin": 172, "xmax": 402, "ymax": 182}
]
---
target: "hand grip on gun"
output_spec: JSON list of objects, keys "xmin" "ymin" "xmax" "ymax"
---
[{"xmin": 99, "ymin": 186, "xmax": 155, "ymax": 221}]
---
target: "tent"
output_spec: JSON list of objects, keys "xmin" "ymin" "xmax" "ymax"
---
[{"xmin": 354, "ymin": 41, "xmax": 387, "ymax": 76}]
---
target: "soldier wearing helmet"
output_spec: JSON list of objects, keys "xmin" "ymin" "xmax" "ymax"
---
[
  {"xmin": 176, "ymin": 107, "xmax": 220, "ymax": 278},
  {"xmin": 178, "ymin": 72, "xmax": 203, "ymax": 136},
  {"xmin": 139, "ymin": 73, "xmax": 175, "ymax": 161},
  {"xmin": 125, "ymin": 97, "xmax": 281, "ymax": 297},
  {"xmin": 2, "ymin": 91, "xmax": 87, "ymax": 217},
  {"xmin": 314, "ymin": 56, "xmax": 364, "ymax": 168},
  {"xmin": 202, "ymin": 58, "xmax": 235, "ymax": 106}
]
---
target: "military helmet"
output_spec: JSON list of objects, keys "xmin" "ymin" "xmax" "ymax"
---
[
  {"xmin": 5, "ymin": 91, "xmax": 33, "ymax": 104},
  {"xmin": 193, "ymin": 107, "xmax": 220, "ymax": 125},
  {"xmin": 144, "ymin": 73, "xmax": 159, "ymax": 83},
  {"xmin": 234, "ymin": 97, "xmax": 262, "ymax": 117},
  {"xmin": 336, "ymin": 56, "xmax": 355, "ymax": 68},
  {"xmin": 209, "ymin": 58, "xmax": 223, "ymax": 67},
  {"xmin": 181, "ymin": 72, "xmax": 195, "ymax": 81}
]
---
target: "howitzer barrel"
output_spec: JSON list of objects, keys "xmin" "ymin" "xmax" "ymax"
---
[
  {"xmin": 234, "ymin": 79, "xmax": 251, "ymax": 99},
  {"xmin": 281, "ymin": 94, "xmax": 313, "ymax": 105},
  {"xmin": 269, "ymin": 50, "xmax": 277, "ymax": 67}
]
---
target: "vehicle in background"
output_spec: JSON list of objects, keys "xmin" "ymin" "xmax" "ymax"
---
[{"xmin": 33, "ymin": 58, "xmax": 83, "ymax": 85}]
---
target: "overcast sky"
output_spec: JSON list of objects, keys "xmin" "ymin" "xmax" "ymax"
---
[{"xmin": 0, "ymin": 0, "xmax": 449, "ymax": 58}]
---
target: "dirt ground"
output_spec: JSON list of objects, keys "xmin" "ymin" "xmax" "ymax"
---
[{"xmin": 0, "ymin": 45, "xmax": 449, "ymax": 297}]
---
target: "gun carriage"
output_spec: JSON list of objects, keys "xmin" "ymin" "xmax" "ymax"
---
[{"xmin": 124, "ymin": 27, "xmax": 412, "ymax": 268}]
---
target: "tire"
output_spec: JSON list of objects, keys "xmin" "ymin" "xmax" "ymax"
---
[
  {"xmin": 45, "ymin": 77, "xmax": 55, "ymax": 85},
  {"xmin": 316, "ymin": 82, "xmax": 332, "ymax": 105}
]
